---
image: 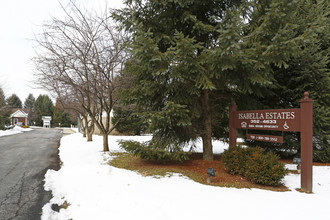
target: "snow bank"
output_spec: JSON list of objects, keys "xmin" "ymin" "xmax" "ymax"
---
[
  {"xmin": 0, "ymin": 126, "xmax": 33, "ymax": 137},
  {"xmin": 42, "ymin": 133, "xmax": 330, "ymax": 220}
]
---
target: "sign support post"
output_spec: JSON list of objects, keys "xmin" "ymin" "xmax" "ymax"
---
[
  {"xmin": 229, "ymin": 100, "xmax": 237, "ymax": 147},
  {"xmin": 300, "ymin": 92, "xmax": 313, "ymax": 193}
]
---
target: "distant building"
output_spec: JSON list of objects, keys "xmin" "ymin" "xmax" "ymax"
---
[
  {"xmin": 80, "ymin": 111, "xmax": 119, "ymax": 135},
  {"xmin": 42, "ymin": 116, "xmax": 52, "ymax": 128},
  {"xmin": 10, "ymin": 109, "xmax": 31, "ymax": 125}
]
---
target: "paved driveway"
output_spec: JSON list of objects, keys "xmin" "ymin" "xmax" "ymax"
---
[{"xmin": 0, "ymin": 128, "xmax": 62, "ymax": 220}]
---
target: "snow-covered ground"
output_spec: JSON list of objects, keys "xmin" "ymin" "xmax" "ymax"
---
[
  {"xmin": 0, "ymin": 125, "xmax": 33, "ymax": 137},
  {"xmin": 42, "ymin": 133, "xmax": 330, "ymax": 220}
]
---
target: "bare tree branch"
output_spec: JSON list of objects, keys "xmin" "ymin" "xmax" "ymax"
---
[{"xmin": 33, "ymin": 1, "xmax": 129, "ymax": 151}]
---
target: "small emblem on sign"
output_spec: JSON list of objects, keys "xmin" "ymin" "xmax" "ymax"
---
[
  {"xmin": 241, "ymin": 121, "xmax": 247, "ymax": 128},
  {"xmin": 283, "ymin": 121, "xmax": 289, "ymax": 130}
]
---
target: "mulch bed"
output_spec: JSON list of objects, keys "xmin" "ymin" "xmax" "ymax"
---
[
  {"xmin": 112, "ymin": 151, "xmax": 330, "ymax": 192},
  {"xmin": 127, "ymin": 153, "xmax": 290, "ymax": 192}
]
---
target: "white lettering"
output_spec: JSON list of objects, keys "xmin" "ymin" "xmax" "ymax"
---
[
  {"xmin": 290, "ymin": 112, "xmax": 295, "ymax": 119},
  {"xmin": 239, "ymin": 113, "xmax": 243, "ymax": 119},
  {"xmin": 240, "ymin": 111, "xmax": 296, "ymax": 120}
]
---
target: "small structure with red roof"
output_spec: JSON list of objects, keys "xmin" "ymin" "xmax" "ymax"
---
[{"xmin": 10, "ymin": 109, "xmax": 31, "ymax": 126}]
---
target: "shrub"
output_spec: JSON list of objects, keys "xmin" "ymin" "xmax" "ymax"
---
[
  {"xmin": 222, "ymin": 146, "xmax": 288, "ymax": 186},
  {"xmin": 119, "ymin": 140, "xmax": 191, "ymax": 162},
  {"xmin": 244, "ymin": 147, "xmax": 288, "ymax": 186},
  {"xmin": 222, "ymin": 146, "xmax": 248, "ymax": 175}
]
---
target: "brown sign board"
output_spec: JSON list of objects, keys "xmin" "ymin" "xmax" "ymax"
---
[
  {"xmin": 229, "ymin": 92, "xmax": 314, "ymax": 192},
  {"xmin": 233, "ymin": 108, "xmax": 301, "ymax": 132},
  {"xmin": 246, "ymin": 134, "xmax": 283, "ymax": 143}
]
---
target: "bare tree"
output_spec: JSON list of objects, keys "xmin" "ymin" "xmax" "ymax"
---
[
  {"xmin": 56, "ymin": 92, "xmax": 95, "ymax": 141},
  {"xmin": 34, "ymin": 2, "xmax": 128, "ymax": 151}
]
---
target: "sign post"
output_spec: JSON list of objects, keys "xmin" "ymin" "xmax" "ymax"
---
[
  {"xmin": 229, "ymin": 92, "xmax": 313, "ymax": 192},
  {"xmin": 300, "ymin": 92, "xmax": 314, "ymax": 193},
  {"xmin": 229, "ymin": 100, "xmax": 237, "ymax": 148}
]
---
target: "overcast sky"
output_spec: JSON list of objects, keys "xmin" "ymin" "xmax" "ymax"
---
[{"xmin": 0, "ymin": 0, "xmax": 123, "ymax": 104}]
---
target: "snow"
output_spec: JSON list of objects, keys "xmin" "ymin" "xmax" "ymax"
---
[
  {"xmin": 0, "ymin": 125, "xmax": 33, "ymax": 137},
  {"xmin": 42, "ymin": 133, "xmax": 330, "ymax": 220}
]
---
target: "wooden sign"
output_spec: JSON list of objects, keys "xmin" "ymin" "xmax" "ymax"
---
[
  {"xmin": 246, "ymin": 134, "xmax": 283, "ymax": 143},
  {"xmin": 234, "ymin": 109, "xmax": 301, "ymax": 132},
  {"xmin": 229, "ymin": 92, "xmax": 314, "ymax": 193}
]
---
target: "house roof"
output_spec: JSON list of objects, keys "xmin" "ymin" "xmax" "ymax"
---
[
  {"xmin": 11, "ymin": 108, "xmax": 31, "ymax": 114},
  {"xmin": 10, "ymin": 109, "xmax": 29, "ymax": 118}
]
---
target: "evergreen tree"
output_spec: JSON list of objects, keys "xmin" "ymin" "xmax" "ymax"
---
[
  {"xmin": 112, "ymin": 107, "xmax": 148, "ymax": 135},
  {"xmin": 246, "ymin": 0, "xmax": 330, "ymax": 162},
  {"xmin": 24, "ymin": 93, "xmax": 35, "ymax": 109},
  {"xmin": 6, "ymin": 94, "xmax": 22, "ymax": 108},
  {"xmin": 24, "ymin": 93, "xmax": 36, "ymax": 125},
  {"xmin": 114, "ymin": 0, "xmax": 324, "ymax": 160},
  {"xmin": 52, "ymin": 106, "xmax": 73, "ymax": 127},
  {"xmin": 34, "ymin": 95, "xmax": 54, "ymax": 126},
  {"xmin": 0, "ymin": 87, "xmax": 10, "ymax": 130},
  {"xmin": 0, "ymin": 87, "xmax": 5, "ymax": 107},
  {"xmin": 0, "ymin": 109, "xmax": 10, "ymax": 130}
]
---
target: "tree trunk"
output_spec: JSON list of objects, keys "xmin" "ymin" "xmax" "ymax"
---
[
  {"xmin": 103, "ymin": 134, "xmax": 109, "ymax": 151},
  {"xmin": 81, "ymin": 117, "xmax": 87, "ymax": 138},
  {"xmin": 86, "ymin": 119, "xmax": 94, "ymax": 142},
  {"xmin": 87, "ymin": 131, "xmax": 93, "ymax": 142},
  {"xmin": 82, "ymin": 126, "xmax": 87, "ymax": 138},
  {"xmin": 200, "ymin": 89, "xmax": 213, "ymax": 161}
]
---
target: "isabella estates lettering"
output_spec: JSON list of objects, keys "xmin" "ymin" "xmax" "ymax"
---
[{"xmin": 238, "ymin": 112, "xmax": 295, "ymax": 120}]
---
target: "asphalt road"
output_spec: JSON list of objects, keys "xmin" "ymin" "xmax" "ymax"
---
[{"xmin": 0, "ymin": 128, "xmax": 62, "ymax": 220}]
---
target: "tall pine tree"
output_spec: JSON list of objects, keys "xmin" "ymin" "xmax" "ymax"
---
[
  {"xmin": 34, "ymin": 95, "xmax": 54, "ymax": 126},
  {"xmin": 248, "ymin": 0, "xmax": 330, "ymax": 162},
  {"xmin": 0, "ymin": 87, "xmax": 5, "ymax": 107},
  {"xmin": 114, "ymin": 0, "xmax": 326, "ymax": 160},
  {"xmin": 0, "ymin": 87, "xmax": 10, "ymax": 129},
  {"xmin": 6, "ymin": 94, "xmax": 22, "ymax": 108},
  {"xmin": 24, "ymin": 94, "xmax": 35, "ymax": 109}
]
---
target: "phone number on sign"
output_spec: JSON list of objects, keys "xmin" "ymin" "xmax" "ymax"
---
[{"xmin": 250, "ymin": 120, "xmax": 277, "ymax": 124}]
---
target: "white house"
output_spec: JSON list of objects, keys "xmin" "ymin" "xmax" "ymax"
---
[{"xmin": 80, "ymin": 111, "xmax": 119, "ymax": 135}]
